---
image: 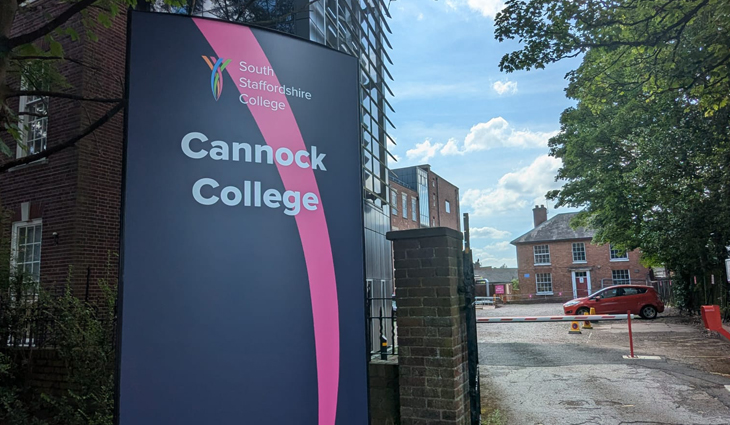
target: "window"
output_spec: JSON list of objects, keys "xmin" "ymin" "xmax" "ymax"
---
[
  {"xmin": 411, "ymin": 197, "xmax": 417, "ymax": 221},
  {"xmin": 572, "ymin": 242, "xmax": 586, "ymax": 263},
  {"xmin": 536, "ymin": 273, "xmax": 552, "ymax": 294},
  {"xmin": 601, "ymin": 287, "xmax": 619, "ymax": 298},
  {"xmin": 533, "ymin": 245, "xmax": 550, "ymax": 265},
  {"xmin": 390, "ymin": 189, "xmax": 397, "ymax": 216},
  {"xmin": 445, "ymin": 200, "xmax": 450, "ymax": 213},
  {"xmin": 17, "ymin": 63, "xmax": 51, "ymax": 159},
  {"xmin": 612, "ymin": 269, "xmax": 630, "ymax": 285},
  {"xmin": 11, "ymin": 220, "xmax": 42, "ymax": 283},
  {"xmin": 622, "ymin": 287, "xmax": 646, "ymax": 296},
  {"xmin": 610, "ymin": 244, "xmax": 629, "ymax": 261},
  {"xmin": 401, "ymin": 193, "xmax": 407, "ymax": 218},
  {"xmin": 18, "ymin": 77, "xmax": 49, "ymax": 158}
]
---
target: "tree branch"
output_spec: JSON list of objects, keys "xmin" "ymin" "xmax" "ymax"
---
[
  {"xmin": 0, "ymin": 101, "xmax": 123, "ymax": 173},
  {"xmin": 11, "ymin": 55, "xmax": 102, "ymax": 70},
  {"xmin": 7, "ymin": 91, "xmax": 122, "ymax": 103},
  {"xmin": 6, "ymin": 0, "xmax": 99, "ymax": 50}
]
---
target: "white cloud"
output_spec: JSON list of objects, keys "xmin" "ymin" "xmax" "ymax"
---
[
  {"xmin": 492, "ymin": 80, "xmax": 518, "ymax": 95},
  {"xmin": 405, "ymin": 139, "xmax": 443, "ymax": 162},
  {"xmin": 440, "ymin": 117, "xmax": 559, "ymax": 155},
  {"xmin": 470, "ymin": 226, "xmax": 511, "ymax": 239},
  {"xmin": 466, "ymin": 0, "xmax": 505, "ymax": 18},
  {"xmin": 471, "ymin": 252, "xmax": 516, "ymax": 268},
  {"xmin": 460, "ymin": 155, "xmax": 563, "ymax": 216},
  {"xmin": 481, "ymin": 241, "xmax": 512, "ymax": 251},
  {"xmin": 439, "ymin": 138, "xmax": 461, "ymax": 155},
  {"xmin": 417, "ymin": 13, "xmax": 424, "ymax": 20}
]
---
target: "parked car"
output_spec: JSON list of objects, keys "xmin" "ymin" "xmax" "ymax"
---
[{"xmin": 563, "ymin": 285, "xmax": 664, "ymax": 319}]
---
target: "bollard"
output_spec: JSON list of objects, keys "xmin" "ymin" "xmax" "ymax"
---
[
  {"xmin": 582, "ymin": 311, "xmax": 593, "ymax": 330},
  {"xmin": 627, "ymin": 310, "xmax": 635, "ymax": 358},
  {"xmin": 380, "ymin": 334, "xmax": 388, "ymax": 360}
]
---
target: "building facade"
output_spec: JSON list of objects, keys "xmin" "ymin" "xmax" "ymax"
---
[
  {"xmin": 4, "ymin": 2, "xmax": 395, "ymax": 352},
  {"xmin": 1, "ymin": 5, "xmax": 126, "ymax": 299},
  {"xmin": 290, "ymin": 0, "xmax": 396, "ymax": 352},
  {"xmin": 511, "ymin": 206, "xmax": 651, "ymax": 300},
  {"xmin": 390, "ymin": 164, "xmax": 460, "ymax": 232}
]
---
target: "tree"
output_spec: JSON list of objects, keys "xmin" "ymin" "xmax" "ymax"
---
[
  {"xmin": 0, "ymin": 0, "xmax": 309, "ymax": 172},
  {"xmin": 495, "ymin": 0, "xmax": 730, "ymax": 312},
  {"xmin": 495, "ymin": 0, "xmax": 730, "ymax": 114}
]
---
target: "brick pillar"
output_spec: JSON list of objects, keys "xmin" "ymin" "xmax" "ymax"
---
[{"xmin": 386, "ymin": 227, "xmax": 470, "ymax": 425}]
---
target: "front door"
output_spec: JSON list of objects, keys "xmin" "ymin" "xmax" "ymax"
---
[{"xmin": 572, "ymin": 271, "xmax": 591, "ymax": 298}]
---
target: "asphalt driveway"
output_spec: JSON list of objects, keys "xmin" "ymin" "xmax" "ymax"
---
[{"xmin": 477, "ymin": 303, "xmax": 730, "ymax": 424}]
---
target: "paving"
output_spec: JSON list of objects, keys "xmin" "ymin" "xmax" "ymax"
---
[{"xmin": 477, "ymin": 303, "xmax": 730, "ymax": 424}]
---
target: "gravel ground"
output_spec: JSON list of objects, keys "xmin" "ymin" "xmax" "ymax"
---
[{"xmin": 477, "ymin": 303, "xmax": 730, "ymax": 424}]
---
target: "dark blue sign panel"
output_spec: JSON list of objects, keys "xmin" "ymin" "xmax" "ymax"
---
[{"xmin": 119, "ymin": 12, "xmax": 367, "ymax": 425}]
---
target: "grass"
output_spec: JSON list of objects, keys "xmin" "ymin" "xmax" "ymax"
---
[{"xmin": 481, "ymin": 409, "xmax": 505, "ymax": 425}]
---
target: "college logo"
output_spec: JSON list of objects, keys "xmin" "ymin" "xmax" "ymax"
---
[{"xmin": 202, "ymin": 56, "xmax": 232, "ymax": 101}]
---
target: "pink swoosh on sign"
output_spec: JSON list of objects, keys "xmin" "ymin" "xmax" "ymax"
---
[{"xmin": 193, "ymin": 19, "xmax": 340, "ymax": 425}]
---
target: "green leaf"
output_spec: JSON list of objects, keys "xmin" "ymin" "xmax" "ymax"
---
[
  {"xmin": 49, "ymin": 39, "xmax": 64, "ymax": 57},
  {"xmin": 86, "ymin": 30, "xmax": 99, "ymax": 42},
  {"xmin": 98, "ymin": 12, "xmax": 112, "ymax": 29},
  {"xmin": 65, "ymin": 27, "xmax": 80, "ymax": 41},
  {"xmin": 0, "ymin": 140, "xmax": 12, "ymax": 157}
]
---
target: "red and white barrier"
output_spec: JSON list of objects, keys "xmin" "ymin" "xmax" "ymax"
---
[{"xmin": 477, "ymin": 314, "xmax": 634, "ymax": 323}]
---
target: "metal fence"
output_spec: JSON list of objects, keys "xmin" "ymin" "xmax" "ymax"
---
[
  {"xmin": 366, "ymin": 294, "xmax": 397, "ymax": 360},
  {"xmin": 1, "ymin": 299, "xmax": 57, "ymax": 349},
  {"xmin": 1, "ymin": 291, "xmax": 117, "ymax": 350}
]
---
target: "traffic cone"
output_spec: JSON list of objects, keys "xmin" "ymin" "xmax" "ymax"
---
[
  {"xmin": 569, "ymin": 320, "xmax": 582, "ymax": 334},
  {"xmin": 582, "ymin": 312, "xmax": 593, "ymax": 330}
]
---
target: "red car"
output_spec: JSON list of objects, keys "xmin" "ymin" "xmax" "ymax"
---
[{"xmin": 563, "ymin": 285, "xmax": 664, "ymax": 319}]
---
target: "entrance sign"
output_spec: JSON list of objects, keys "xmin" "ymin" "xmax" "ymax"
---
[{"xmin": 119, "ymin": 12, "xmax": 366, "ymax": 425}]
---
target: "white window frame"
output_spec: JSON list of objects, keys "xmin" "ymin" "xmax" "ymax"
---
[
  {"xmin": 401, "ymin": 192, "xmax": 407, "ymax": 218},
  {"xmin": 612, "ymin": 269, "xmax": 630, "ymax": 285},
  {"xmin": 536, "ymin": 273, "xmax": 553, "ymax": 295},
  {"xmin": 445, "ymin": 200, "xmax": 450, "ymax": 213},
  {"xmin": 609, "ymin": 244, "xmax": 629, "ymax": 261},
  {"xmin": 411, "ymin": 197, "xmax": 417, "ymax": 221},
  {"xmin": 572, "ymin": 242, "xmax": 586, "ymax": 263},
  {"xmin": 11, "ymin": 219, "xmax": 43, "ymax": 284},
  {"xmin": 17, "ymin": 76, "xmax": 49, "ymax": 159},
  {"xmin": 533, "ymin": 245, "xmax": 550, "ymax": 265},
  {"xmin": 390, "ymin": 189, "xmax": 397, "ymax": 216}
]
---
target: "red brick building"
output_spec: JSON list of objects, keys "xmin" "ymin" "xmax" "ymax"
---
[
  {"xmin": 389, "ymin": 165, "xmax": 460, "ymax": 232},
  {"xmin": 1, "ymin": 5, "xmax": 127, "ymax": 298},
  {"xmin": 511, "ymin": 206, "xmax": 651, "ymax": 300}
]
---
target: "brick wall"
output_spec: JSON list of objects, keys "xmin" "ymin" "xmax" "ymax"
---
[
  {"xmin": 388, "ymin": 227, "xmax": 471, "ymax": 425},
  {"xmin": 426, "ymin": 171, "xmax": 459, "ymax": 231},
  {"xmin": 1, "ymin": 2, "xmax": 126, "ymax": 298},
  {"xmin": 369, "ymin": 359, "xmax": 400, "ymax": 425},
  {"xmin": 515, "ymin": 239, "xmax": 651, "ymax": 298},
  {"xmin": 390, "ymin": 180, "xmax": 419, "ymax": 231}
]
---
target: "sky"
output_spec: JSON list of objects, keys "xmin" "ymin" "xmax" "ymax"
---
[{"xmin": 386, "ymin": 0, "xmax": 582, "ymax": 267}]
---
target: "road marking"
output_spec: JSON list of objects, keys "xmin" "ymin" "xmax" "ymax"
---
[
  {"xmin": 623, "ymin": 355, "xmax": 662, "ymax": 360},
  {"xmin": 725, "ymin": 385, "xmax": 730, "ymax": 393}
]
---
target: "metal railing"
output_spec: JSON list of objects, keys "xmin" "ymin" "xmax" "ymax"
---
[
  {"xmin": 475, "ymin": 296, "xmax": 501, "ymax": 307},
  {"xmin": 366, "ymin": 296, "xmax": 397, "ymax": 360}
]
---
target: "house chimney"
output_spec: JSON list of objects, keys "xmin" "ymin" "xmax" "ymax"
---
[{"xmin": 533, "ymin": 205, "xmax": 547, "ymax": 227}]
